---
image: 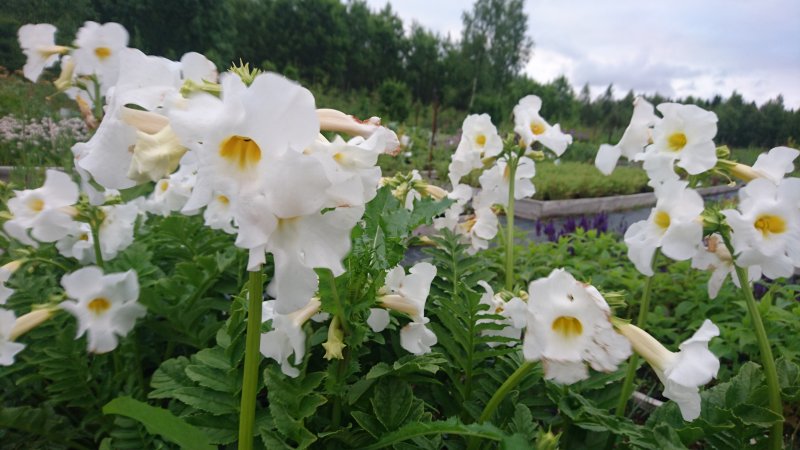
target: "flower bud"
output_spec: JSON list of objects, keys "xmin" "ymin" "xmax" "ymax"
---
[{"xmin": 9, "ymin": 308, "xmax": 54, "ymax": 340}]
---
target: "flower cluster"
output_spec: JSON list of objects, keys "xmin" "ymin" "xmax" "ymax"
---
[
  {"xmin": 596, "ymin": 95, "xmax": 799, "ymax": 425},
  {"xmin": 4, "ymin": 21, "xmax": 402, "ymax": 366},
  {"xmin": 436, "ymin": 95, "xmax": 572, "ymax": 252},
  {"xmin": 595, "ymin": 97, "xmax": 718, "ymax": 185}
]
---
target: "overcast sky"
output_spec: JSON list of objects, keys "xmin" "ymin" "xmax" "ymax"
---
[{"xmin": 364, "ymin": 0, "xmax": 800, "ymax": 109}]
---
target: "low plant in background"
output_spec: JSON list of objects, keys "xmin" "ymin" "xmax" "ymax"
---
[{"xmin": 1, "ymin": 20, "xmax": 798, "ymax": 450}]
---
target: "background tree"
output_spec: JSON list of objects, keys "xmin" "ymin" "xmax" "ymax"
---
[{"xmin": 460, "ymin": 0, "xmax": 533, "ymax": 110}]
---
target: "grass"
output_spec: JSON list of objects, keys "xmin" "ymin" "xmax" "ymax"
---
[{"xmin": 533, "ymin": 161, "xmax": 650, "ymax": 200}]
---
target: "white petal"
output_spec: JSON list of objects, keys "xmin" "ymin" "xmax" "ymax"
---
[
  {"xmin": 400, "ymin": 321, "xmax": 437, "ymax": 355},
  {"xmin": 543, "ymin": 359, "xmax": 588, "ymax": 384},
  {"xmin": 595, "ymin": 144, "xmax": 621, "ymax": 175},
  {"xmin": 367, "ymin": 308, "xmax": 390, "ymax": 332},
  {"xmin": 61, "ymin": 266, "xmax": 105, "ymax": 301}
]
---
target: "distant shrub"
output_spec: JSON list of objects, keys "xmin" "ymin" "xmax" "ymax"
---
[
  {"xmin": 533, "ymin": 161, "xmax": 650, "ymax": 200},
  {"xmin": 378, "ymin": 79, "xmax": 411, "ymax": 123}
]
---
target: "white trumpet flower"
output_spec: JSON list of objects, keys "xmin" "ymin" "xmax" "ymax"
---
[
  {"xmin": 260, "ymin": 298, "xmax": 321, "ymax": 377},
  {"xmin": 449, "ymin": 114, "xmax": 503, "ymax": 186},
  {"xmin": 522, "ymin": 269, "xmax": 631, "ymax": 384},
  {"xmin": 60, "ymin": 267, "xmax": 145, "ymax": 353},
  {"xmin": 377, "ymin": 262, "xmax": 438, "ymax": 354},
  {"xmin": 0, "ymin": 309, "xmax": 26, "ymax": 366},
  {"xmin": 730, "ymin": 146, "xmax": 799, "ymax": 184},
  {"xmin": 317, "ymin": 108, "xmax": 400, "ymax": 155},
  {"xmin": 379, "ymin": 262, "xmax": 437, "ymax": 322},
  {"xmin": 72, "ymin": 21, "xmax": 129, "ymax": 94},
  {"xmin": 171, "ymin": 72, "xmax": 319, "ymax": 210},
  {"xmin": 617, "ymin": 320, "xmax": 720, "ymax": 421},
  {"xmin": 513, "ymin": 95, "xmax": 572, "ymax": 156},
  {"xmin": 0, "ymin": 261, "xmax": 22, "ymax": 305},
  {"xmin": 18, "ymin": 23, "xmax": 68, "ymax": 82},
  {"xmin": 400, "ymin": 319, "xmax": 438, "ymax": 355},
  {"xmin": 691, "ymin": 234, "xmax": 760, "ymax": 299},
  {"xmin": 4, "ymin": 170, "xmax": 79, "ymax": 244},
  {"xmin": 722, "ymin": 177, "xmax": 800, "ymax": 279},
  {"xmin": 641, "ymin": 103, "xmax": 718, "ymax": 184},
  {"xmin": 595, "ymin": 97, "xmax": 657, "ymax": 175},
  {"xmin": 624, "ymin": 180, "xmax": 704, "ymax": 276},
  {"xmin": 477, "ymin": 281, "xmax": 527, "ymax": 346},
  {"xmin": 56, "ymin": 223, "xmax": 95, "ymax": 264},
  {"xmin": 478, "ymin": 157, "xmax": 536, "ymax": 208}
]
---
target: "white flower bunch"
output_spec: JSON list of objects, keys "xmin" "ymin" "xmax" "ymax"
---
[
  {"xmin": 595, "ymin": 97, "xmax": 719, "ymax": 185},
  {"xmin": 521, "ymin": 269, "xmax": 631, "ymax": 384},
  {"xmin": 370, "ymin": 262, "xmax": 438, "ymax": 355}
]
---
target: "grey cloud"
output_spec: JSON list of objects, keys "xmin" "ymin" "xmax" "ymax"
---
[{"xmin": 571, "ymin": 55, "xmax": 703, "ymax": 98}]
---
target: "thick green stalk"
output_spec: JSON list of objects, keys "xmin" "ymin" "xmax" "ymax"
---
[
  {"xmin": 467, "ymin": 361, "xmax": 537, "ymax": 450},
  {"xmin": 90, "ymin": 222, "xmax": 105, "ymax": 270},
  {"xmin": 478, "ymin": 361, "xmax": 536, "ymax": 423},
  {"xmin": 723, "ymin": 238, "xmax": 783, "ymax": 449},
  {"xmin": 93, "ymin": 79, "xmax": 103, "ymax": 123},
  {"xmin": 504, "ymin": 156, "xmax": 518, "ymax": 291},
  {"xmin": 238, "ymin": 270, "xmax": 263, "ymax": 450},
  {"xmin": 614, "ymin": 254, "xmax": 657, "ymax": 417}
]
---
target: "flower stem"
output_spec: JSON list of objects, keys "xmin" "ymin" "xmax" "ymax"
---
[
  {"xmin": 722, "ymin": 238, "xmax": 783, "ymax": 449},
  {"xmin": 614, "ymin": 253, "xmax": 658, "ymax": 417},
  {"xmin": 504, "ymin": 155, "xmax": 518, "ymax": 291},
  {"xmin": 92, "ymin": 79, "xmax": 103, "ymax": 123},
  {"xmin": 479, "ymin": 360, "xmax": 536, "ymax": 423},
  {"xmin": 89, "ymin": 222, "xmax": 105, "ymax": 270},
  {"xmin": 467, "ymin": 361, "xmax": 536, "ymax": 450},
  {"xmin": 238, "ymin": 270, "xmax": 263, "ymax": 450}
]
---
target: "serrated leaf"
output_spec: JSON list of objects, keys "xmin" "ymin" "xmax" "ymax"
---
[
  {"xmin": 372, "ymin": 379, "xmax": 413, "ymax": 430},
  {"xmin": 193, "ymin": 347, "xmax": 232, "ymax": 370},
  {"xmin": 103, "ymin": 396, "xmax": 214, "ymax": 450},
  {"xmin": 149, "ymin": 357, "xmax": 192, "ymax": 399},
  {"xmin": 185, "ymin": 363, "xmax": 238, "ymax": 393},
  {"xmin": 170, "ymin": 387, "xmax": 239, "ymax": 415},
  {"xmin": 358, "ymin": 418, "xmax": 507, "ymax": 450},
  {"xmin": 352, "ymin": 411, "xmax": 385, "ymax": 438},
  {"xmin": 731, "ymin": 404, "xmax": 783, "ymax": 426},
  {"xmin": 348, "ymin": 378, "xmax": 377, "ymax": 405},
  {"xmin": 509, "ymin": 404, "xmax": 538, "ymax": 442},
  {"xmin": 724, "ymin": 362, "xmax": 762, "ymax": 406}
]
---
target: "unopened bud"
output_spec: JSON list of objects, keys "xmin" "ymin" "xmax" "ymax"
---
[
  {"xmin": 54, "ymin": 56, "xmax": 76, "ymax": 91},
  {"xmin": 535, "ymin": 429, "xmax": 560, "ymax": 450},
  {"xmin": 322, "ymin": 316, "xmax": 345, "ymax": 360},
  {"xmin": 423, "ymin": 184, "xmax": 447, "ymax": 200},
  {"xmin": 9, "ymin": 308, "xmax": 54, "ymax": 340}
]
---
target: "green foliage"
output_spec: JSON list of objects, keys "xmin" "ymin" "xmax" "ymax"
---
[
  {"xmin": 359, "ymin": 417, "xmax": 513, "ymax": 450},
  {"xmin": 423, "ymin": 229, "xmax": 516, "ymax": 420},
  {"xmin": 148, "ymin": 298, "xmax": 247, "ymax": 446},
  {"xmin": 103, "ymin": 396, "xmax": 215, "ymax": 450},
  {"xmin": 378, "ymin": 79, "xmax": 412, "ymax": 123},
  {"xmin": 648, "ymin": 362, "xmax": 787, "ymax": 448},
  {"xmin": 260, "ymin": 367, "xmax": 327, "ymax": 449},
  {"xmin": 532, "ymin": 161, "xmax": 651, "ymax": 200}
]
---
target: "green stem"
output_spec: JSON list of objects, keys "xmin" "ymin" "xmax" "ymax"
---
[
  {"xmin": 722, "ymin": 237, "xmax": 783, "ymax": 449},
  {"xmin": 90, "ymin": 222, "xmax": 105, "ymax": 270},
  {"xmin": 26, "ymin": 257, "xmax": 70, "ymax": 272},
  {"xmin": 614, "ymin": 253, "xmax": 657, "ymax": 417},
  {"xmin": 132, "ymin": 330, "xmax": 147, "ymax": 395},
  {"xmin": 504, "ymin": 156, "xmax": 518, "ymax": 291},
  {"xmin": 238, "ymin": 270, "xmax": 263, "ymax": 450},
  {"xmin": 92, "ymin": 78, "xmax": 103, "ymax": 123},
  {"xmin": 478, "ymin": 361, "xmax": 536, "ymax": 423},
  {"xmin": 467, "ymin": 361, "xmax": 537, "ymax": 450},
  {"xmin": 324, "ymin": 270, "xmax": 350, "ymax": 335},
  {"xmin": 331, "ymin": 349, "xmax": 349, "ymax": 427}
]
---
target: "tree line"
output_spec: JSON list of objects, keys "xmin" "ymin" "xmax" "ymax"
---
[{"xmin": 1, "ymin": 0, "xmax": 797, "ymax": 149}]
